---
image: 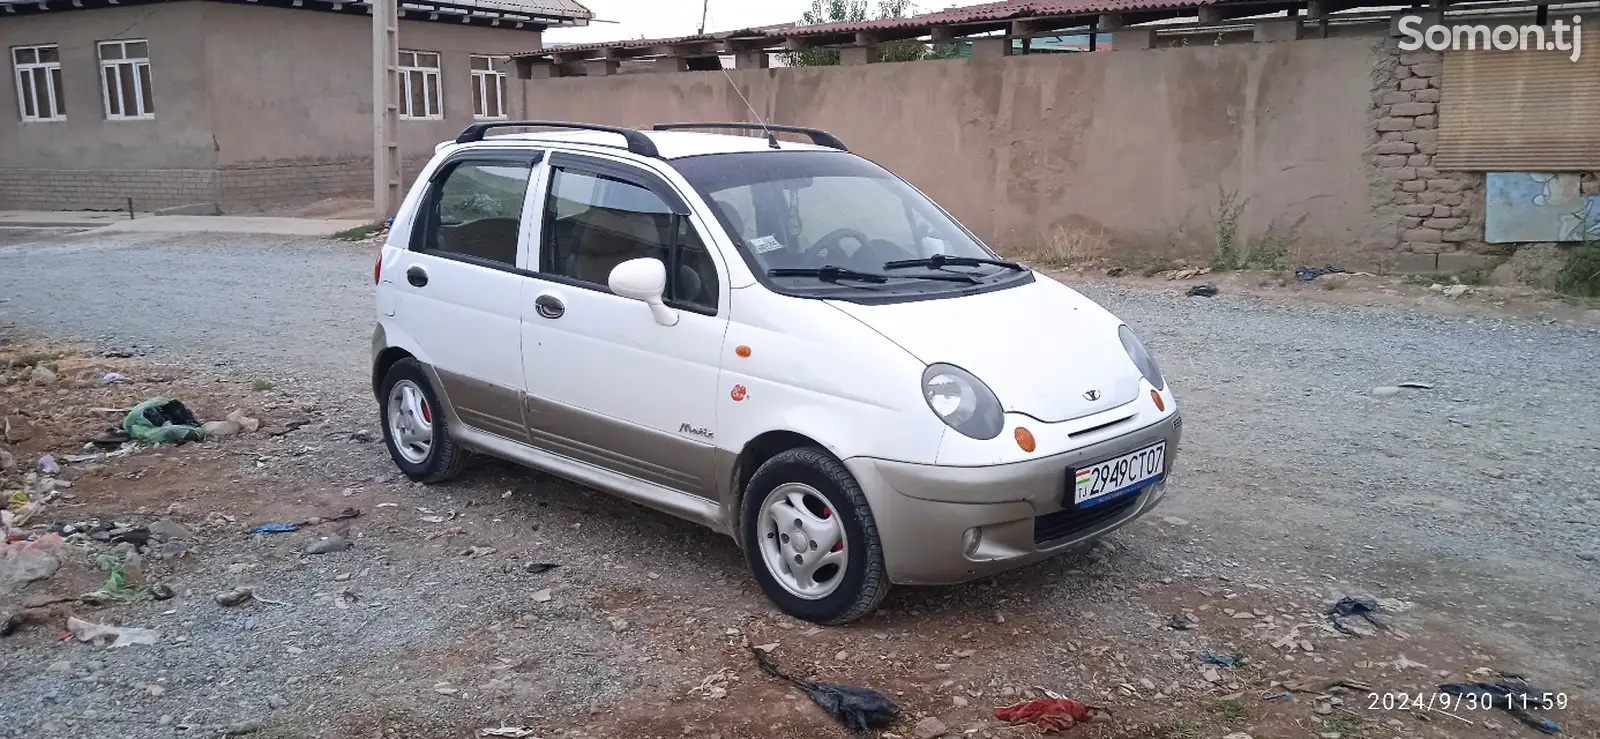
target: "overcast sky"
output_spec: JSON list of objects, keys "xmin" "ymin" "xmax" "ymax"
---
[{"xmin": 544, "ymin": 0, "xmax": 992, "ymax": 44}]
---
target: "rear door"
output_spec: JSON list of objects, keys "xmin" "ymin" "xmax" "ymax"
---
[{"xmin": 395, "ymin": 149, "xmax": 542, "ymax": 441}]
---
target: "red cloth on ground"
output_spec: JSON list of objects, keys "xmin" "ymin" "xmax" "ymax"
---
[{"xmin": 993, "ymin": 698, "xmax": 1105, "ymax": 732}]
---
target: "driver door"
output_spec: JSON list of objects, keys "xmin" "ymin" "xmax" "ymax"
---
[{"xmin": 519, "ymin": 154, "xmax": 730, "ymax": 498}]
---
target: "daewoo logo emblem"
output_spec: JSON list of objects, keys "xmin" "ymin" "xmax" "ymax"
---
[{"xmin": 1082, "ymin": 390, "xmax": 1102, "ymax": 401}]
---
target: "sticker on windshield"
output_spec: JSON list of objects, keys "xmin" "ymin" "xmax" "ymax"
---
[{"xmin": 748, "ymin": 235, "xmax": 785, "ymax": 254}]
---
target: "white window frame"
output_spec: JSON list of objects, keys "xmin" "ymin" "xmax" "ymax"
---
[
  {"xmin": 470, "ymin": 54, "xmax": 508, "ymax": 120},
  {"xmin": 12, "ymin": 44, "xmax": 65, "ymax": 122},
  {"xmin": 98, "ymin": 39, "xmax": 154, "ymax": 121},
  {"xmin": 398, "ymin": 50, "xmax": 443, "ymax": 121}
]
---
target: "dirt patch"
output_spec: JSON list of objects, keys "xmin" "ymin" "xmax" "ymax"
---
[
  {"xmin": 244, "ymin": 197, "xmax": 377, "ymax": 221},
  {"xmin": 1050, "ymin": 266, "xmax": 1600, "ymax": 326},
  {"xmin": 1, "ymin": 335, "xmax": 1592, "ymax": 739}
]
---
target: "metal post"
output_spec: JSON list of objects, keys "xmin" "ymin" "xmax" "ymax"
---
[{"xmin": 373, "ymin": 0, "xmax": 401, "ymax": 220}]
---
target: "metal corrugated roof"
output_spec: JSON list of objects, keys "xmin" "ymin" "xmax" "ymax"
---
[
  {"xmin": 533, "ymin": 24, "xmax": 791, "ymax": 54},
  {"xmin": 516, "ymin": 0, "xmax": 1219, "ymax": 58},
  {"xmin": 780, "ymin": 0, "xmax": 1213, "ymax": 36},
  {"xmin": 451, "ymin": 0, "xmax": 591, "ymax": 18}
]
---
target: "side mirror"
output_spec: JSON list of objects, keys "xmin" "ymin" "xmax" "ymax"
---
[{"xmin": 608, "ymin": 257, "xmax": 679, "ymax": 327}]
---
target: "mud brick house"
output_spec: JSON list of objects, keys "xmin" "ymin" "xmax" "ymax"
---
[{"xmin": 0, "ymin": 0, "xmax": 589, "ymax": 211}]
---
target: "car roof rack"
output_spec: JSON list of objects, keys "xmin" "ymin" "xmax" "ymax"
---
[
  {"xmin": 454, "ymin": 120, "xmax": 660, "ymax": 158},
  {"xmin": 651, "ymin": 122, "xmax": 847, "ymax": 152}
]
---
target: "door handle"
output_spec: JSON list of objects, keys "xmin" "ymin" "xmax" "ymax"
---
[
  {"xmin": 535, "ymin": 294, "xmax": 565, "ymax": 319},
  {"xmin": 406, "ymin": 266, "xmax": 429, "ymax": 287}
]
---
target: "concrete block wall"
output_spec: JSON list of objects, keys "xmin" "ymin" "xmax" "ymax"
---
[
  {"xmin": 0, "ymin": 168, "xmax": 218, "ymax": 211},
  {"xmin": 217, "ymin": 159, "xmax": 369, "ymax": 211}
]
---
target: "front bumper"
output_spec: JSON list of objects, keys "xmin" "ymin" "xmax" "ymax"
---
[{"xmin": 844, "ymin": 412, "xmax": 1181, "ymax": 585}]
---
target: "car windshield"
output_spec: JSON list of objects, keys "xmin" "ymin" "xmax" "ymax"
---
[{"xmin": 671, "ymin": 150, "xmax": 1027, "ymax": 300}]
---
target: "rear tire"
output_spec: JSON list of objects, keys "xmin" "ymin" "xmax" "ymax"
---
[
  {"xmin": 739, "ymin": 447, "xmax": 890, "ymax": 625},
  {"xmin": 378, "ymin": 358, "xmax": 465, "ymax": 484}
]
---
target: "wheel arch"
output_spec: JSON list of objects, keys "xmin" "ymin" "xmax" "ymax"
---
[
  {"xmin": 725, "ymin": 429, "xmax": 845, "ymax": 540},
  {"xmin": 372, "ymin": 346, "xmax": 416, "ymax": 399}
]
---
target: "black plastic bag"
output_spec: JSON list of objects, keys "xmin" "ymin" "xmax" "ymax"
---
[
  {"xmin": 144, "ymin": 399, "xmax": 200, "ymax": 429},
  {"xmin": 751, "ymin": 646, "xmax": 900, "ymax": 733},
  {"xmin": 1439, "ymin": 677, "xmax": 1561, "ymax": 734},
  {"xmin": 1326, "ymin": 595, "xmax": 1385, "ymax": 635}
]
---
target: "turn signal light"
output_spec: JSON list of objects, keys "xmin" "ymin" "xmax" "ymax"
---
[
  {"xmin": 373, "ymin": 254, "xmax": 382, "ymax": 284},
  {"xmin": 1014, "ymin": 427, "xmax": 1036, "ymax": 453},
  {"xmin": 1151, "ymin": 389, "xmax": 1165, "ymax": 411}
]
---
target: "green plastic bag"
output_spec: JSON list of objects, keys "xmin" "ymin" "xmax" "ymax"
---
[{"xmin": 123, "ymin": 397, "xmax": 205, "ymax": 445}]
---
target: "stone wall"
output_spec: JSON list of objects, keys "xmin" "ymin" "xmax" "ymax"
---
[{"xmin": 1368, "ymin": 32, "xmax": 1599, "ymax": 274}]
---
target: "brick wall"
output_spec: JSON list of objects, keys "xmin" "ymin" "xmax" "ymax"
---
[
  {"xmin": 217, "ymin": 159, "xmax": 369, "ymax": 211},
  {"xmin": 1369, "ymin": 39, "xmax": 1600, "ymax": 274},
  {"xmin": 0, "ymin": 169, "xmax": 219, "ymax": 211},
  {"xmin": 218, "ymin": 156, "xmax": 434, "ymax": 212}
]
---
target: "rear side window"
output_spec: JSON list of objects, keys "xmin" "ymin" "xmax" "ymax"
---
[
  {"xmin": 413, "ymin": 160, "xmax": 533, "ymax": 266},
  {"xmin": 540, "ymin": 165, "xmax": 718, "ymax": 312}
]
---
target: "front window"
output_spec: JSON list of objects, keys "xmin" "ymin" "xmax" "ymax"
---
[
  {"xmin": 398, "ymin": 50, "xmax": 442, "ymax": 120},
  {"xmin": 470, "ymin": 55, "xmax": 507, "ymax": 120},
  {"xmin": 13, "ymin": 45, "xmax": 65, "ymax": 122},
  {"xmin": 98, "ymin": 40, "xmax": 153, "ymax": 120},
  {"xmin": 672, "ymin": 150, "xmax": 1026, "ymax": 301}
]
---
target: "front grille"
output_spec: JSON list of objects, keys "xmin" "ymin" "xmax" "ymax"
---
[
  {"xmin": 1069, "ymin": 413, "xmax": 1136, "ymax": 439},
  {"xmin": 1032, "ymin": 492, "xmax": 1142, "ymax": 546}
]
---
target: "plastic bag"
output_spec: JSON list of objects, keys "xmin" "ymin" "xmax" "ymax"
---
[{"xmin": 123, "ymin": 397, "xmax": 204, "ymax": 444}]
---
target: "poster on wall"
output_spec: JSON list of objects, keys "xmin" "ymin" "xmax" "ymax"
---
[{"xmin": 1484, "ymin": 172, "xmax": 1600, "ymax": 244}]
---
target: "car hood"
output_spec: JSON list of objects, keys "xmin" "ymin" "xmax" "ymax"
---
[{"xmin": 826, "ymin": 276, "xmax": 1144, "ymax": 423}]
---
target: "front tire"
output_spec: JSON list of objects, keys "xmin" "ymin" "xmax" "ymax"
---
[
  {"xmin": 740, "ymin": 447, "xmax": 890, "ymax": 625},
  {"xmin": 378, "ymin": 358, "xmax": 465, "ymax": 484}
]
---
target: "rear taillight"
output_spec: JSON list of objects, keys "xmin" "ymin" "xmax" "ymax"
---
[{"xmin": 374, "ymin": 253, "xmax": 382, "ymax": 284}]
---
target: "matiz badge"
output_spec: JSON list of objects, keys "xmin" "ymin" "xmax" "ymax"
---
[{"xmin": 678, "ymin": 423, "xmax": 713, "ymax": 439}]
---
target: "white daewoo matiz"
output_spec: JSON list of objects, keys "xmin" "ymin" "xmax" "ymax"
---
[{"xmin": 372, "ymin": 120, "xmax": 1182, "ymax": 624}]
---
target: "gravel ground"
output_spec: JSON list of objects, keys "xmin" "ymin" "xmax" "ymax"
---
[{"xmin": 2, "ymin": 231, "xmax": 1597, "ymax": 737}]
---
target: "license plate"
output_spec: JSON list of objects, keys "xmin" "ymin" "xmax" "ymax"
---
[{"xmin": 1072, "ymin": 442, "xmax": 1166, "ymax": 507}]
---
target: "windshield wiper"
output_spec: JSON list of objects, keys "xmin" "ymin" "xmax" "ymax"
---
[
  {"xmin": 768, "ymin": 266, "xmax": 889, "ymax": 283},
  {"xmin": 882, "ymin": 254, "xmax": 1025, "ymax": 272},
  {"xmin": 767, "ymin": 265, "xmax": 981, "ymax": 284}
]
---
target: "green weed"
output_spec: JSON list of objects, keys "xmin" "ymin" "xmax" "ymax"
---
[
  {"xmin": 1318, "ymin": 713, "xmax": 1363, "ymax": 737},
  {"xmin": 250, "ymin": 378, "xmax": 275, "ymax": 392},
  {"xmin": 1209, "ymin": 187, "xmax": 1247, "ymax": 270},
  {"xmin": 1248, "ymin": 213, "xmax": 1306, "ymax": 269},
  {"xmin": 1208, "ymin": 696, "xmax": 1252, "ymax": 722},
  {"xmin": 331, "ymin": 222, "xmax": 385, "ymax": 241},
  {"xmin": 1554, "ymin": 245, "xmax": 1600, "ymax": 297}
]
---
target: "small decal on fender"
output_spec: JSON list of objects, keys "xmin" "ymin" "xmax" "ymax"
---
[
  {"xmin": 730, "ymin": 384, "xmax": 748, "ymax": 402},
  {"xmin": 678, "ymin": 422, "xmax": 714, "ymax": 439}
]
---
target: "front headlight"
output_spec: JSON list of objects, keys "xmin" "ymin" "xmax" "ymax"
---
[
  {"xmin": 921, "ymin": 363, "xmax": 1004, "ymax": 440},
  {"xmin": 1119, "ymin": 325, "xmax": 1165, "ymax": 390}
]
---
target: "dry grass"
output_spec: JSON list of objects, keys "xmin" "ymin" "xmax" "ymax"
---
[{"xmin": 999, "ymin": 222, "xmax": 1109, "ymax": 268}]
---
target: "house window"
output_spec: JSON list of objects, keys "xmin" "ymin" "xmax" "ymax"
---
[
  {"xmin": 399, "ymin": 50, "xmax": 442, "ymax": 120},
  {"xmin": 470, "ymin": 55, "xmax": 507, "ymax": 120},
  {"xmin": 99, "ymin": 39, "xmax": 154, "ymax": 120},
  {"xmin": 12, "ymin": 44, "xmax": 65, "ymax": 122}
]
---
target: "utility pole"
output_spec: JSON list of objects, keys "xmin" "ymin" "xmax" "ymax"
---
[
  {"xmin": 372, "ymin": 0, "xmax": 401, "ymax": 220},
  {"xmin": 697, "ymin": 0, "xmax": 709, "ymax": 35}
]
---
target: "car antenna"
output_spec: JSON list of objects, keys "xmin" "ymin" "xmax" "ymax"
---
[{"xmin": 717, "ymin": 60, "xmax": 780, "ymax": 149}]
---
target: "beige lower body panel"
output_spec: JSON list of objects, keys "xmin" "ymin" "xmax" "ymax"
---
[
  {"xmin": 845, "ymin": 413, "xmax": 1182, "ymax": 586},
  {"xmin": 419, "ymin": 363, "xmax": 728, "ymax": 535}
]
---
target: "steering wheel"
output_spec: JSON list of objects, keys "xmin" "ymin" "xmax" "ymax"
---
[{"xmin": 806, "ymin": 228, "xmax": 873, "ymax": 268}]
